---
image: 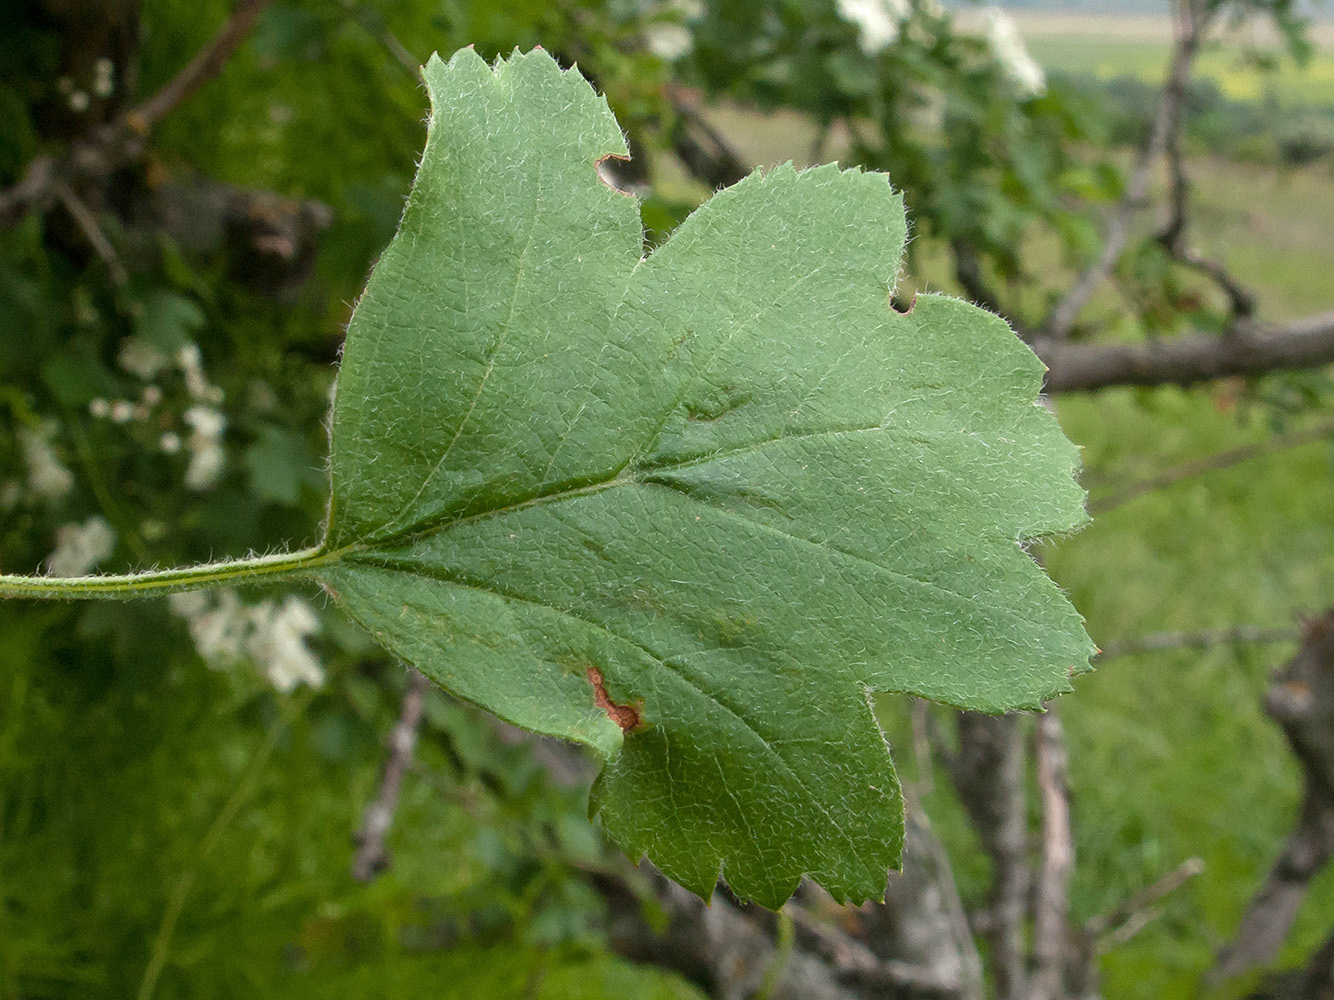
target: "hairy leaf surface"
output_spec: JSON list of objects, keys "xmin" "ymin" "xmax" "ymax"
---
[{"xmin": 316, "ymin": 47, "xmax": 1093, "ymax": 908}]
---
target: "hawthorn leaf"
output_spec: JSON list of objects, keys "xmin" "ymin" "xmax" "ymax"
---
[{"xmin": 315, "ymin": 47, "xmax": 1094, "ymax": 908}]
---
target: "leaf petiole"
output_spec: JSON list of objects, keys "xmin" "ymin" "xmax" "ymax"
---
[{"xmin": 0, "ymin": 545, "xmax": 338, "ymax": 600}]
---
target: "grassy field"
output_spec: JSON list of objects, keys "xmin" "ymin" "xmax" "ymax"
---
[{"xmin": 1005, "ymin": 11, "xmax": 1334, "ymax": 106}]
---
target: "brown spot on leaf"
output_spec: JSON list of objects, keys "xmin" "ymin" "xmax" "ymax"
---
[{"xmin": 587, "ymin": 666, "xmax": 642, "ymax": 732}]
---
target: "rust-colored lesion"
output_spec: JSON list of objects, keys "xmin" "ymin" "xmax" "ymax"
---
[{"xmin": 586, "ymin": 666, "xmax": 642, "ymax": 732}]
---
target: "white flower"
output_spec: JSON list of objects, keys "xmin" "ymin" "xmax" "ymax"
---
[
  {"xmin": 169, "ymin": 590, "xmax": 324, "ymax": 692},
  {"xmin": 647, "ymin": 24, "xmax": 693, "ymax": 60},
  {"xmin": 19, "ymin": 422, "xmax": 74, "ymax": 502},
  {"xmin": 836, "ymin": 0, "xmax": 911, "ymax": 55},
  {"xmin": 171, "ymin": 589, "xmax": 250, "ymax": 664},
  {"xmin": 159, "ymin": 431, "xmax": 182, "ymax": 454},
  {"xmin": 182, "ymin": 405, "xmax": 226, "ymax": 490},
  {"xmin": 45, "ymin": 516, "xmax": 116, "ymax": 577},
  {"xmin": 89, "ymin": 398, "xmax": 111, "ymax": 419},
  {"xmin": 246, "ymin": 597, "xmax": 324, "ymax": 692},
  {"xmin": 984, "ymin": 7, "xmax": 1045, "ymax": 97},
  {"xmin": 109, "ymin": 399, "xmax": 135, "ymax": 424},
  {"xmin": 177, "ymin": 343, "xmax": 224, "ymax": 404},
  {"xmin": 68, "ymin": 90, "xmax": 90, "ymax": 112}
]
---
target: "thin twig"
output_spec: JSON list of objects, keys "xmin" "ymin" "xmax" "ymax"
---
[
  {"xmin": 353, "ymin": 668, "xmax": 431, "ymax": 881},
  {"xmin": 1097, "ymin": 626, "xmax": 1300, "ymax": 660},
  {"xmin": 1044, "ymin": 0, "xmax": 1213, "ymax": 340},
  {"xmin": 1089, "ymin": 415, "xmax": 1334, "ymax": 514},
  {"xmin": 54, "ymin": 183, "xmax": 128, "ymax": 286},
  {"xmin": 1155, "ymin": 104, "xmax": 1256, "ymax": 321},
  {"xmin": 132, "ymin": 0, "xmax": 270, "ymax": 130},
  {"xmin": 1084, "ymin": 856, "xmax": 1204, "ymax": 944},
  {"xmin": 949, "ymin": 713, "xmax": 1028, "ymax": 1000},
  {"xmin": 1211, "ymin": 609, "xmax": 1334, "ymax": 984}
]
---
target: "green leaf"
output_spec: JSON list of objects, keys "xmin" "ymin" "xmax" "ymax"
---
[{"xmin": 315, "ymin": 47, "xmax": 1093, "ymax": 908}]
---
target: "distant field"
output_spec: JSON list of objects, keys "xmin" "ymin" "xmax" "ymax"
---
[{"xmin": 979, "ymin": 9, "xmax": 1334, "ymax": 105}]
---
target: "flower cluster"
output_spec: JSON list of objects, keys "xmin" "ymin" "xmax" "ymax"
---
[
  {"xmin": 168, "ymin": 589, "xmax": 325, "ymax": 692},
  {"xmin": 92, "ymin": 337, "xmax": 229, "ymax": 490}
]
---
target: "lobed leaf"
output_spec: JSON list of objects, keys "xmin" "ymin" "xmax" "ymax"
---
[{"xmin": 316, "ymin": 47, "xmax": 1094, "ymax": 908}]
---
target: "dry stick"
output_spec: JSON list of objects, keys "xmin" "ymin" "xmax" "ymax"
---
[
  {"xmin": 1210, "ymin": 609, "xmax": 1334, "ymax": 985},
  {"xmin": 352, "ymin": 668, "xmax": 431, "ymax": 881},
  {"xmin": 1096, "ymin": 626, "xmax": 1300, "ymax": 661},
  {"xmin": 1029, "ymin": 709, "xmax": 1074, "ymax": 1000},
  {"xmin": 1089, "ymin": 416, "xmax": 1334, "ymax": 514},
  {"xmin": 0, "ymin": 0, "xmax": 271, "ymax": 231}
]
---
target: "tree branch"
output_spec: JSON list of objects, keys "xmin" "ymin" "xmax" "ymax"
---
[
  {"xmin": 1153, "ymin": 51, "xmax": 1256, "ymax": 323},
  {"xmin": 1084, "ymin": 856, "xmax": 1205, "ymax": 944},
  {"xmin": 1028, "ymin": 709, "xmax": 1073, "ymax": 1000},
  {"xmin": 1037, "ymin": 310, "xmax": 1334, "ymax": 392},
  {"xmin": 1044, "ymin": 0, "xmax": 1212, "ymax": 340},
  {"xmin": 0, "ymin": 0, "xmax": 270, "ymax": 231},
  {"xmin": 54, "ymin": 182, "xmax": 128, "ymax": 285},
  {"xmin": 664, "ymin": 85, "xmax": 749, "ymax": 190},
  {"xmin": 948, "ymin": 713, "xmax": 1029, "ymax": 1000},
  {"xmin": 1211, "ymin": 609, "xmax": 1334, "ymax": 984}
]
